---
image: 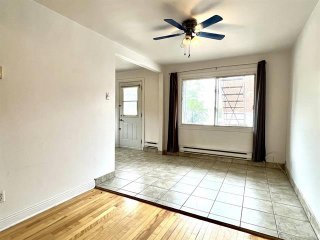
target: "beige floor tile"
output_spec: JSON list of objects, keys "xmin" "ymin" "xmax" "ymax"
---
[
  {"xmin": 210, "ymin": 202, "xmax": 242, "ymax": 221},
  {"xmin": 241, "ymin": 208, "xmax": 277, "ymax": 230}
]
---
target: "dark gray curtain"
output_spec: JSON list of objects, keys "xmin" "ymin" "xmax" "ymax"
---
[
  {"xmin": 252, "ymin": 60, "xmax": 266, "ymax": 162},
  {"xmin": 167, "ymin": 72, "xmax": 179, "ymax": 153}
]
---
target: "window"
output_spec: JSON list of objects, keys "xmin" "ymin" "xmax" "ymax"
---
[
  {"xmin": 181, "ymin": 75, "xmax": 254, "ymax": 127},
  {"xmin": 216, "ymin": 75, "xmax": 254, "ymax": 127},
  {"xmin": 122, "ymin": 86, "xmax": 138, "ymax": 116},
  {"xmin": 182, "ymin": 79, "xmax": 215, "ymax": 125}
]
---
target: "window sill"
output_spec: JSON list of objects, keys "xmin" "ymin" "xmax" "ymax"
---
[{"xmin": 179, "ymin": 124, "xmax": 253, "ymax": 133}]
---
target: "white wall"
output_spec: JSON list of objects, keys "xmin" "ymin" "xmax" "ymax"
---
[
  {"xmin": 287, "ymin": 1, "xmax": 320, "ymax": 230},
  {"xmin": 163, "ymin": 50, "xmax": 291, "ymax": 163},
  {"xmin": 115, "ymin": 69, "xmax": 160, "ymax": 148},
  {"xmin": 0, "ymin": 0, "xmax": 134, "ymax": 230}
]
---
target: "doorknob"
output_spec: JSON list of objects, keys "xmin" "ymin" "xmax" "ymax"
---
[{"xmin": 120, "ymin": 119, "xmax": 124, "ymax": 121}]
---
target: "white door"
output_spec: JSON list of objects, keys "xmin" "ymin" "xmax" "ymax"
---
[{"xmin": 119, "ymin": 82, "xmax": 142, "ymax": 149}]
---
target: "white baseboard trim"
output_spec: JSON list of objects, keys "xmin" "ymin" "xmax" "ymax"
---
[{"xmin": 0, "ymin": 180, "xmax": 95, "ymax": 232}]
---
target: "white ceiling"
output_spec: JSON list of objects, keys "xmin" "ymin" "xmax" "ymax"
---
[
  {"xmin": 115, "ymin": 57, "xmax": 141, "ymax": 71},
  {"xmin": 36, "ymin": 0, "xmax": 318, "ymax": 65}
]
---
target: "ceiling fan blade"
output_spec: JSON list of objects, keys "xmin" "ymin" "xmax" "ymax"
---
[
  {"xmin": 199, "ymin": 15, "xmax": 223, "ymax": 29},
  {"xmin": 153, "ymin": 33, "xmax": 184, "ymax": 40},
  {"xmin": 198, "ymin": 32, "xmax": 225, "ymax": 40},
  {"xmin": 164, "ymin": 19, "xmax": 186, "ymax": 31}
]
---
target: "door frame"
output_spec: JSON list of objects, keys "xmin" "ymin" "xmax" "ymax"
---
[{"xmin": 116, "ymin": 77, "xmax": 145, "ymax": 149}]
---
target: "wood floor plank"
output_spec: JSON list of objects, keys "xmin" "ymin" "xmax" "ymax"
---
[
  {"xmin": 195, "ymin": 221, "xmax": 209, "ymax": 240},
  {"xmin": 159, "ymin": 215, "xmax": 183, "ymax": 240},
  {"xmin": 24, "ymin": 193, "xmax": 119, "ymax": 240},
  {"xmin": 150, "ymin": 213, "xmax": 179, "ymax": 240},
  {"xmin": 78, "ymin": 198, "xmax": 146, "ymax": 240},
  {"xmin": 0, "ymin": 189, "xmax": 270, "ymax": 240},
  {"xmin": 0, "ymin": 190, "xmax": 103, "ymax": 238}
]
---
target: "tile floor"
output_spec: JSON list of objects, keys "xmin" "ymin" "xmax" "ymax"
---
[{"xmin": 97, "ymin": 148, "xmax": 318, "ymax": 240}]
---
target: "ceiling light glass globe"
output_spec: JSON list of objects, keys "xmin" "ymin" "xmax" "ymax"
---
[{"xmin": 182, "ymin": 36, "xmax": 192, "ymax": 46}]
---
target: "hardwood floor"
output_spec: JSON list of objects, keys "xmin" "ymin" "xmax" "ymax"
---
[{"xmin": 0, "ymin": 189, "xmax": 269, "ymax": 240}]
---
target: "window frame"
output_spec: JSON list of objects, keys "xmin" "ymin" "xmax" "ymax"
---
[
  {"xmin": 121, "ymin": 85, "xmax": 139, "ymax": 117},
  {"xmin": 181, "ymin": 77, "xmax": 217, "ymax": 126},
  {"xmin": 120, "ymin": 82, "xmax": 142, "ymax": 118},
  {"xmin": 178, "ymin": 69, "xmax": 256, "ymax": 131}
]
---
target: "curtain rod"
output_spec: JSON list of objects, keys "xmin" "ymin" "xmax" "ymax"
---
[{"xmin": 175, "ymin": 62, "xmax": 258, "ymax": 74}]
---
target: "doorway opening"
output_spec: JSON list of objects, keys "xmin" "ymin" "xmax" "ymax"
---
[
  {"xmin": 114, "ymin": 55, "xmax": 162, "ymax": 153},
  {"xmin": 118, "ymin": 81, "xmax": 142, "ymax": 149}
]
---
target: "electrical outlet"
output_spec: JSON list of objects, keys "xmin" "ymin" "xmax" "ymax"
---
[{"xmin": 0, "ymin": 191, "xmax": 5, "ymax": 203}]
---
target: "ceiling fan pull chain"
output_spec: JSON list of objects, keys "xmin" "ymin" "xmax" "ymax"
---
[{"xmin": 188, "ymin": 43, "xmax": 191, "ymax": 58}]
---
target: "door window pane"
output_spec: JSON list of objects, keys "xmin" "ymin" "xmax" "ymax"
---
[
  {"xmin": 182, "ymin": 79, "xmax": 215, "ymax": 125},
  {"xmin": 123, "ymin": 87, "xmax": 138, "ymax": 101},
  {"xmin": 123, "ymin": 102, "xmax": 138, "ymax": 116},
  {"xmin": 216, "ymin": 75, "xmax": 254, "ymax": 127},
  {"xmin": 122, "ymin": 86, "xmax": 139, "ymax": 116}
]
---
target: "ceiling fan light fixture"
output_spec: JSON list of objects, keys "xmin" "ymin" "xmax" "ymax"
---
[
  {"xmin": 181, "ymin": 35, "xmax": 193, "ymax": 58},
  {"xmin": 154, "ymin": 15, "xmax": 225, "ymax": 58},
  {"xmin": 182, "ymin": 35, "xmax": 192, "ymax": 46},
  {"xmin": 191, "ymin": 36, "xmax": 200, "ymax": 46}
]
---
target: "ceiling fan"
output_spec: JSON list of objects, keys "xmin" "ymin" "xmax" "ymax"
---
[{"xmin": 153, "ymin": 15, "xmax": 225, "ymax": 58}]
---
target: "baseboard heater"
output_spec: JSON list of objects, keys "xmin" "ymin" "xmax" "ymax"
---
[
  {"xmin": 144, "ymin": 141, "xmax": 158, "ymax": 148},
  {"xmin": 180, "ymin": 146, "xmax": 252, "ymax": 160}
]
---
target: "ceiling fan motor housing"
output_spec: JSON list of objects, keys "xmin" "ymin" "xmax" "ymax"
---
[{"xmin": 182, "ymin": 18, "xmax": 197, "ymax": 38}]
